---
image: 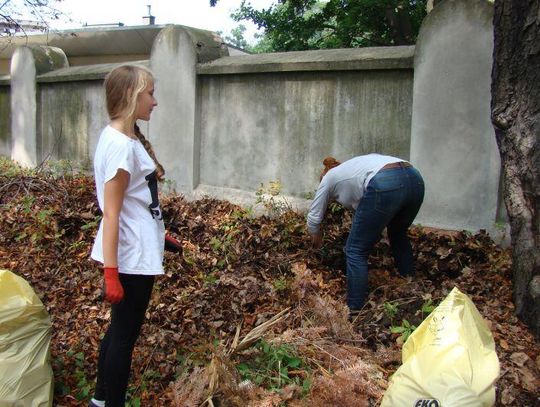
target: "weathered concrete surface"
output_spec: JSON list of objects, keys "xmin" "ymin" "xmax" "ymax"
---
[
  {"xmin": 0, "ymin": 26, "xmax": 161, "ymax": 75},
  {"xmin": 37, "ymin": 61, "xmax": 139, "ymax": 83},
  {"xmin": 198, "ymin": 46, "xmax": 414, "ymax": 74},
  {"xmin": 410, "ymin": 0, "xmax": 500, "ymax": 234},
  {"xmin": 0, "ymin": 25, "xmax": 230, "ymax": 75},
  {"xmin": 198, "ymin": 69, "xmax": 413, "ymax": 199},
  {"xmin": 38, "ymin": 81, "xmax": 106, "ymax": 166},
  {"xmin": 38, "ymin": 61, "xmax": 150, "ymax": 165},
  {"xmin": 11, "ymin": 46, "xmax": 68, "ymax": 167},
  {"xmin": 150, "ymin": 25, "xmax": 226, "ymax": 193}
]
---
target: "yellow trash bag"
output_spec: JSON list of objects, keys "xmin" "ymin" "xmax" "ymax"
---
[
  {"xmin": 381, "ymin": 287, "xmax": 500, "ymax": 407},
  {"xmin": 0, "ymin": 270, "xmax": 53, "ymax": 406}
]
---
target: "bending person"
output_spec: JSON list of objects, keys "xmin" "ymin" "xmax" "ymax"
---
[{"xmin": 307, "ymin": 154, "xmax": 425, "ymax": 317}]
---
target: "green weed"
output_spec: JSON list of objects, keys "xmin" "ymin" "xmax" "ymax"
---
[
  {"xmin": 390, "ymin": 319, "xmax": 417, "ymax": 343},
  {"xmin": 236, "ymin": 339, "xmax": 311, "ymax": 393},
  {"xmin": 328, "ymin": 201, "xmax": 344, "ymax": 214},
  {"xmin": 420, "ymin": 298, "xmax": 436, "ymax": 317},
  {"xmin": 383, "ymin": 301, "xmax": 399, "ymax": 321},
  {"xmin": 81, "ymin": 216, "xmax": 101, "ymax": 231},
  {"xmin": 65, "ymin": 350, "xmax": 92, "ymax": 401},
  {"xmin": 272, "ymin": 277, "xmax": 289, "ymax": 292}
]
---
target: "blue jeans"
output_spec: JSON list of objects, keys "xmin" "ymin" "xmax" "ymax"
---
[{"xmin": 345, "ymin": 165, "xmax": 424, "ymax": 311}]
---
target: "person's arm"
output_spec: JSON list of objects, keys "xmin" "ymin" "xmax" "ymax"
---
[
  {"xmin": 102, "ymin": 169, "xmax": 130, "ymax": 303},
  {"xmin": 103, "ymin": 169, "xmax": 129, "ymax": 267},
  {"xmin": 307, "ymin": 178, "xmax": 332, "ymax": 249}
]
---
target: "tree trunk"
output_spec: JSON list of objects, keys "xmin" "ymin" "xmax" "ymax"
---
[
  {"xmin": 491, "ymin": 0, "xmax": 540, "ymax": 338},
  {"xmin": 384, "ymin": 6, "xmax": 414, "ymax": 45}
]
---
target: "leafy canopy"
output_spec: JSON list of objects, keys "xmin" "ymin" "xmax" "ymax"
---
[{"xmin": 212, "ymin": 0, "xmax": 427, "ymax": 52}]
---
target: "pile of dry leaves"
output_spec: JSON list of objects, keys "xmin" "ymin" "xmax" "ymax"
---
[{"xmin": 0, "ymin": 159, "xmax": 538, "ymax": 406}]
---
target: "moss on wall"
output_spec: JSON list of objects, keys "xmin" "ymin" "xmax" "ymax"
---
[{"xmin": 37, "ymin": 80, "xmax": 104, "ymax": 169}]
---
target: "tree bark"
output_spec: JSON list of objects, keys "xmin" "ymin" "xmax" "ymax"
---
[
  {"xmin": 384, "ymin": 6, "xmax": 414, "ymax": 45},
  {"xmin": 491, "ymin": 0, "xmax": 540, "ymax": 337}
]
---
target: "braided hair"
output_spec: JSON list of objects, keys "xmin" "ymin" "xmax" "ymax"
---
[{"xmin": 134, "ymin": 123, "xmax": 165, "ymax": 181}]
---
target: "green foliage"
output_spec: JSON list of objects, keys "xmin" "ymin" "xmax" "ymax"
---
[
  {"xmin": 420, "ymin": 298, "xmax": 436, "ymax": 317},
  {"xmin": 52, "ymin": 356, "xmax": 70, "ymax": 397},
  {"xmin": 383, "ymin": 301, "xmax": 399, "ymax": 320},
  {"xmin": 161, "ymin": 178, "xmax": 176, "ymax": 195},
  {"xmin": 272, "ymin": 277, "xmax": 289, "ymax": 292},
  {"xmin": 39, "ymin": 159, "xmax": 77, "ymax": 178},
  {"xmin": 328, "ymin": 201, "xmax": 343, "ymax": 214},
  {"xmin": 125, "ymin": 398, "xmax": 141, "ymax": 407},
  {"xmin": 201, "ymin": 270, "xmax": 219, "ymax": 286},
  {"xmin": 388, "ymin": 298, "xmax": 437, "ymax": 343},
  {"xmin": 0, "ymin": 157, "xmax": 85, "ymax": 178},
  {"xmin": 231, "ymin": 0, "xmax": 427, "ymax": 52},
  {"xmin": 64, "ymin": 350, "xmax": 92, "ymax": 401},
  {"xmin": 218, "ymin": 24, "xmax": 250, "ymax": 49},
  {"xmin": 236, "ymin": 339, "xmax": 311, "ymax": 392},
  {"xmin": 208, "ymin": 210, "xmax": 251, "ymax": 270},
  {"xmin": 0, "ymin": 156, "xmax": 33, "ymax": 177},
  {"xmin": 81, "ymin": 215, "xmax": 101, "ymax": 231},
  {"xmin": 125, "ymin": 369, "xmax": 160, "ymax": 407},
  {"xmin": 19, "ymin": 195, "xmax": 36, "ymax": 214},
  {"xmin": 390, "ymin": 318, "xmax": 416, "ymax": 342}
]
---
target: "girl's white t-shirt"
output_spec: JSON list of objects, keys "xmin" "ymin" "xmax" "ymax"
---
[{"xmin": 91, "ymin": 125, "xmax": 165, "ymax": 275}]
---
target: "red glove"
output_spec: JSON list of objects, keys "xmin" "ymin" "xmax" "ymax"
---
[
  {"xmin": 165, "ymin": 234, "xmax": 182, "ymax": 254},
  {"xmin": 103, "ymin": 267, "xmax": 124, "ymax": 304}
]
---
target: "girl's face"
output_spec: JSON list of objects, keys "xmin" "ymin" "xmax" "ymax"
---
[{"xmin": 135, "ymin": 80, "xmax": 157, "ymax": 121}]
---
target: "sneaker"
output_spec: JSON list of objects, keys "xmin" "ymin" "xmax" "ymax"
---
[{"xmin": 89, "ymin": 400, "xmax": 105, "ymax": 407}]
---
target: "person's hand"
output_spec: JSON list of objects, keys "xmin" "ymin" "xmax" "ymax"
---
[
  {"xmin": 311, "ymin": 232, "xmax": 323, "ymax": 249},
  {"xmin": 165, "ymin": 234, "xmax": 182, "ymax": 254},
  {"xmin": 103, "ymin": 267, "xmax": 124, "ymax": 304}
]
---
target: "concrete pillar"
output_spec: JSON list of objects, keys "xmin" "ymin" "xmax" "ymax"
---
[
  {"xmin": 149, "ymin": 25, "xmax": 226, "ymax": 194},
  {"xmin": 10, "ymin": 46, "xmax": 68, "ymax": 167},
  {"xmin": 410, "ymin": 0, "xmax": 500, "ymax": 233}
]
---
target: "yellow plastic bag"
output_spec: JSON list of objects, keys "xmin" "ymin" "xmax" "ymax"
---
[
  {"xmin": 381, "ymin": 287, "xmax": 499, "ymax": 407},
  {"xmin": 0, "ymin": 270, "xmax": 53, "ymax": 406}
]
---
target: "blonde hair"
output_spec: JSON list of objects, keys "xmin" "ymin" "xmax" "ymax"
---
[
  {"xmin": 320, "ymin": 156, "xmax": 341, "ymax": 180},
  {"xmin": 104, "ymin": 65, "xmax": 165, "ymax": 181}
]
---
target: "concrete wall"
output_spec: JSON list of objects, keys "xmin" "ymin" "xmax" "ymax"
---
[
  {"xmin": 2, "ymin": 3, "xmax": 504, "ymax": 237},
  {"xmin": 1, "ymin": 25, "xmax": 166, "ymax": 75},
  {"xmin": 37, "ymin": 80, "xmax": 106, "ymax": 166},
  {"xmin": 11, "ymin": 46, "xmax": 69, "ymax": 166},
  {"xmin": 197, "ymin": 67, "xmax": 413, "ymax": 200},
  {"xmin": 193, "ymin": 46, "xmax": 414, "ymax": 208},
  {"xmin": 410, "ymin": 0, "xmax": 501, "ymax": 233},
  {"xmin": 7, "ymin": 25, "xmax": 227, "ymax": 169}
]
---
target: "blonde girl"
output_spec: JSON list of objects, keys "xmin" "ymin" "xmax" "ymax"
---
[{"xmin": 89, "ymin": 65, "xmax": 164, "ymax": 407}]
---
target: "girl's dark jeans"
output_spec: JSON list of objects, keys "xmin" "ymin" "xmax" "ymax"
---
[
  {"xmin": 345, "ymin": 165, "xmax": 424, "ymax": 311},
  {"xmin": 94, "ymin": 273, "xmax": 155, "ymax": 406}
]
